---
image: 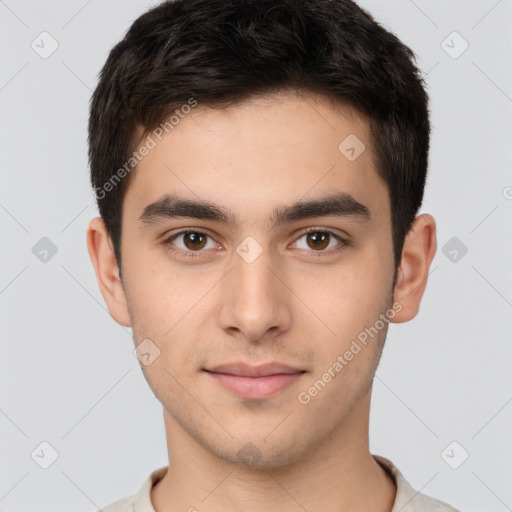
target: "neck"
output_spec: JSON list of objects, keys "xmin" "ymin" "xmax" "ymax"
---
[{"xmin": 151, "ymin": 387, "xmax": 396, "ymax": 512}]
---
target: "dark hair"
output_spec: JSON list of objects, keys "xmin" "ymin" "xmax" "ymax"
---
[{"xmin": 88, "ymin": 0, "xmax": 430, "ymax": 277}]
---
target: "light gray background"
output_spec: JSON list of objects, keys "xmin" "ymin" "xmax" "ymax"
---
[{"xmin": 1, "ymin": 1, "xmax": 511, "ymax": 511}]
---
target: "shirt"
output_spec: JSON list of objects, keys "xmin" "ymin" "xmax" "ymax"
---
[{"xmin": 99, "ymin": 454, "xmax": 460, "ymax": 511}]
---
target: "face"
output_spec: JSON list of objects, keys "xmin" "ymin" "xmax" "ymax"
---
[{"xmin": 93, "ymin": 91, "xmax": 405, "ymax": 468}]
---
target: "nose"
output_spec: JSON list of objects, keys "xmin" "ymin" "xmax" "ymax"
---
[{"xmin": 216, "ymin": 243, "xmax": 293, "ymax": 344}]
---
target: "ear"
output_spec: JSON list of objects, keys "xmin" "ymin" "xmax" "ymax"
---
[
  {"xmin": 391, "ymin": 213, "xmax": 437, "ymax": 323},
  {"xmin": 86, "ymin": 217, "xmax": 132, "ymax": 327}
]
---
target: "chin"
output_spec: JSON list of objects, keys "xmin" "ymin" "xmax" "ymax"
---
[{"xmin": 210, "ymin": 435, "xmax": 312, "ymax": 470}]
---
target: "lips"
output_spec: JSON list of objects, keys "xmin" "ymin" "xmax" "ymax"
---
[
  {"xmin": 204, "ymin": 362, "xmax": 305, "ymax": 399},
  {"xmin": 206, "ymin": 362, "xmax": 304, "ymax": 377}
]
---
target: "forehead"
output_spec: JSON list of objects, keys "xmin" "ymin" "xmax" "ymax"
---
[{"xmin": 123, "ymin": 91, "xmax": 389, "ymax": 228}]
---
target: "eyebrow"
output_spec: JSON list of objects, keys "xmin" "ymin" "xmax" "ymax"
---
[{"xmin": 138, "ymin": 192, "xmax": 371, "ymax": 230}]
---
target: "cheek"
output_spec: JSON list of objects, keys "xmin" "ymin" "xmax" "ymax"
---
[
  {"xmin": 297, "ymin": 272, "xmax": 390, "ymax": 412},
  {"xmin": 314, "ymin": 265, "xmax": 387, "ymax": 323},
  {"xmin": 123, "ymin": 240, "xmax": 182, "ymax": 310},
  {"xmin": 122, "ymin": 246, "xmax": 177, "ymax": 338},
  {"xmin": 299, "ymin": 257, "xmax": 392, "ymax": 365},
  {"xmin": 123, "ymin": 248, "xmax": 215, "ymax": 361}
]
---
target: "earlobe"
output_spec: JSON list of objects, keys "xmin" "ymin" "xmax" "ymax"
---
[
  {"xmin": 391, "ymin": 214, "xmax": 437, "ymax": 324},
  {"xmin": 86, "ymin": 217, "xmax": 132, "ymax": 327}
]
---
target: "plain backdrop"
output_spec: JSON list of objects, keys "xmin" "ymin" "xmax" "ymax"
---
[{"xmin": 1, "ymin": 1, "xmax": 511, "ymax": 511}]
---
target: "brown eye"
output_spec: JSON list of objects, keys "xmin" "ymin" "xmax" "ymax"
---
[
  {"xmin": 165, "ymin": 230, "xmax": 217, "ymax": 257},
  {"xmin": 293, "ymin": 229, "xmax": 346, "ymax": 254},
  {"xmin": 306, "ymin": 231, "xmax": 330, "ymax": 250},
  {"xmin": 182, "ymin": 232, "xmax": 207, "ymax": 250}
]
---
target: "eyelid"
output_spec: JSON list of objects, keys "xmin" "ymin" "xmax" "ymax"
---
[
  {"xmin": 163, "ymin": 226, "xmax": 218, "ymax": 242},
  {"xmin": 292, "ymin": 226, "xmax": 349, "ymax": 242}
]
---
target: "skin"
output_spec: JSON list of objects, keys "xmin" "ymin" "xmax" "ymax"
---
[{"xmin": 87, "ymin": 90, "xmax": 437, "ymax": 512}]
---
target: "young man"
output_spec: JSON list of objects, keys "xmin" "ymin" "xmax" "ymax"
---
[{"xmin": 86, "ymin": 0, "xmax": 459, "ymax": 510}]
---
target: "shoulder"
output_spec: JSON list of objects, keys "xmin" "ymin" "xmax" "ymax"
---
[
  {"xmin": 403, "ymin": 490, "xmax": 461, "ymax": 511},
  {"xmin": 96, "ymin": 465, "xmax": 168, "ymax": 512},
  {"xmin": 373, "ymin": 454, "xmax": 461, "ymax": 512},
  {"xmin": 98, "ymin": 495, "xmax": 136, "ymax": 512}
]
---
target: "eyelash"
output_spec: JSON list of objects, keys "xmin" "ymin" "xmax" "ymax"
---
[{"xmin": 162, "ymin": 227, "xmax": 349, "ymax": 259}]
